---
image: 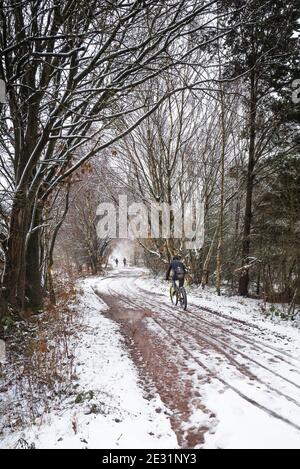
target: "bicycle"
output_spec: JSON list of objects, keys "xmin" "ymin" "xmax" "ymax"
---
[{"xmin": 170, "ymin": 280, "xmax": 187, "ymax": 311}]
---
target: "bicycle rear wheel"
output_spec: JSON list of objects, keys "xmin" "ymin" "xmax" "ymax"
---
[
  {"xmin": 170, "ymin": 286, "xmax": 178, "ymax": 305},
  {"xmin": 179, "ymin": 287, "xmax": 187, "ymax": 310}
]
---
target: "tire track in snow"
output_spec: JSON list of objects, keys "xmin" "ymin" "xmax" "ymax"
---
[{"xmin": 93, "ymin": 273, "xmax": 300, "ymax": 438}]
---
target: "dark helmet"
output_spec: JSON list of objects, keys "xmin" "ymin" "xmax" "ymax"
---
[{"xmin": 173, "ymin": 255, "xmax": 181, "ymax": 261}]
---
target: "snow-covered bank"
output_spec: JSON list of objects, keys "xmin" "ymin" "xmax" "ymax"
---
[{"xmin": 0, "ymin": 278, "xmax": 177, "ymax": 449}]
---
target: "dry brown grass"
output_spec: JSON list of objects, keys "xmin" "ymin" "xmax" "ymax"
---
[{"xmin": 0, "ymin": 276, "xmax": 83, "ymax": 433}]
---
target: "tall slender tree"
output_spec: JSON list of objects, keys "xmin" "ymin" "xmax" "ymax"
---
[{"xmin": 222, "ymin": 0, "xmax": 300, "ymax": 296}]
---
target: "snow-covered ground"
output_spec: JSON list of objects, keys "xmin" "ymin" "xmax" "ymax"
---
[
  {"xmin": 0, "ymin": 277, "xmax": 177, "ymax": 449},
  {"xmin": 1, "ymin": 268, "xmax": 300, "ymax": 449}
]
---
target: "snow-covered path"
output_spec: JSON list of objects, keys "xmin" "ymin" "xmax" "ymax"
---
[{"xmin": 93, "ymin": 268, "xmax": 300, "ymax": 449}]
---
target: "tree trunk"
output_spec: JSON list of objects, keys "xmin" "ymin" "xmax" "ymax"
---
[
  {"xmin": 238, "ymin": 68, "xmax": 257, "ymax": 297},
  {"xmin": 256, "ymin": 267, "xmax": 261, "ymax": 296},
  {"xmin": 45, "ymin": 184, "xmax": 70, "ymax": 304},
  {"xmin": 238, "ymin": 150, "xmax": 255, "ymax": 296},
  {"xmin": 26, "ymin": 206, "xmax": 43, "ymax": 312},
  {"xmin": 216, "ymin": 71, "xmax": 226, "ymax": 297},
  {"xmin": 3, "ymin": 191, "xmax": 30, "ymax": 312},
  {"xmin": 201, "ymin": 225, "xmax": 218, "ymax": 289}
]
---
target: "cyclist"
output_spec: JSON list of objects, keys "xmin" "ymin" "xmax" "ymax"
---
[{"xmin": 166, "ymin": 255, "xmax": 187, "ymax": 289}]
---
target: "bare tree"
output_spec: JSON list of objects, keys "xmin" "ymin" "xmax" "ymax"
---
[{"xmin": 0, "ymin": 0, "xmax": 235, "ymax": 313}]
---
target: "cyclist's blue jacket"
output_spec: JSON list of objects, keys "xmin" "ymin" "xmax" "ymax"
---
[{"xmin": 166, "ymin": 260, "xmax": 187, "ymax": 280}]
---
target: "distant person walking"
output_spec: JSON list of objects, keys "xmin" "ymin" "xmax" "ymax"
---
[
  {"xmin": 123, "ymin": 258, "xmax": 127, "ymax": 267},
  {"xmin": 115, "ymin": 258, "xmax": 119, "ymax": 268}
]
